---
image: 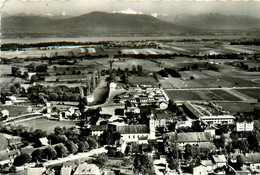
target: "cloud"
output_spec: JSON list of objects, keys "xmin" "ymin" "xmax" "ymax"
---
[{"xmin": 113, "ymin": 8, "xmax": 143, "ymax": 15}]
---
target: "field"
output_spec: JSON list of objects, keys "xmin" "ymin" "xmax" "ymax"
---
[
  {"xmin": 128, "ymin": 75, "xmax": 157, "ymax": 86},
  {"xmin": 0, "ymin": 105, "xmax": 30, "ymax": 117},
  {"xmin": 18, "ymin": 118, "xmax": 79, "ymax": 134},
  {"xmin": 166, "ymin": 89, "xmax": 241, "ymax": 101},
  {"xmin": 235, "ymin": 89, "xmax": 260, "ymax": 100},
  {"xmin": 216, "ymin": 102, "xmax": 260, "ymax": 113}
]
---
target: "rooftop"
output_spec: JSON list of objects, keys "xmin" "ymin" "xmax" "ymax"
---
[
  {"xmin": 240, "ymin": 153, "xmax": 260, "ymax": 164},
  {"xmin": 117, "ymin": 125, "xmax": 149, "ymax": 134},
  {"xmin": 168, "ymin": 132, "xmax": 212, "ymax": 143},
  {"xmin": 237, "ymin": 117, "xmax": 253, "ymax": 123},
  {"xmin": 90, "ymin": 125, "xmax": 108, "ymax": 131},
  {"xmin": 212, "ymin": 155, "xmax": 227, "ymax": 163}
]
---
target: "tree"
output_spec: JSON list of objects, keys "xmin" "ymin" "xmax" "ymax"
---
[
  {"xmin": 11, "ymin": 67, "xmax": 21, "ymax": 77},
  {"xmin": 78, "ymin": 141, "xmax": 89, "ymax": 152},
  {"xmin": 87, "ymin": 137, "xmax": 98, "ymax": 149},
  {"xmin": 133, "ymin": 154, "xmax": 155, "ymax": 175},
  {"xmin": 65, "ymin": 141, "xmax": 78, "ymax": 154},
  {"xmin": 54, "ymin": 126, "xmax": 64, "ymax": 135},
  {"xmin": 137, "ymin": 65, "xmax": 143, "ymax": 74},
  {"xmin": 96, "ymin": 153, "xmax": 108, "ymax": 167},
  {"xmin": 167, "ymin": 157, "xmax": 179, "ymax": 170},
  {"xmin": 31, "ymin": 149, "xmax": 43, "ymax": 162},
  {"xmin": 247, "ymin": 133, "xmax": 260, "ymax": 151},
  {"xmin": 55, "ymin": 144, "xmax": 68, "ymax": 158},
  {"xmin": 9, "ymin": 166, "xmax": 16, "ymax": 173},
  {"xmin": 43, "ymin": 147, "xmax": 57, "ymax": 160},
  {"xmin": 13, "ymin": 153, "xmax": 32, "ymax": 166}
]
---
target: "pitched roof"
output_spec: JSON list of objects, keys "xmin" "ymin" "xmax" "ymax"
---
[
  {"xmin": 240, "ymin": 153, "xmax": 260, "ymax": 164},
  {"xmin": 90, "ymin": 125, "xmax": 108, "ymax": 131},
  {"xmin": 212, "ymin": 155, "xmax": 227, "ymax": 163},
  {"xmin": 237, "ymin": 117, "xmax": 253, "ymax": 123},
  {"xmin": 201, "ymin": 160, "xmax": 213, "ymax": 167},
  {"xmin": 116, "ymin": 125, "xmax": 149, "ymax": 134},
  {"xmin": 168, "ymin": 132, "xmax": 212, "ymax": 143}
]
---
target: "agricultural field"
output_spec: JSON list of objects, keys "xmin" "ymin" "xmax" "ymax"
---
[
  {"xmin": 166, "ymin": 89, "xmax": 241, "ymax": 101},
  {"xmin": 216, "ymin": 102, "xmax": 260, "ymax": 113},
  {"xmin": 0, "ymin": 105, "xmax": 29, "ymax": 117},
  {"xmin": 128, "ymin": 75, "xmax": 157, "ymax": 86},
  {"xmin": 235, "ymin": 89, "xmax": 260, "ymax": 100},
  {"xmin": 18, "ymin": 118, "xmax": 79, "ymax": 134}
]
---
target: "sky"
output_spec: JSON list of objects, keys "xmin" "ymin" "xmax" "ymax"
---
[{"xmin": 2, "ymin": 0, "xmax": 260, "ymax": 18}]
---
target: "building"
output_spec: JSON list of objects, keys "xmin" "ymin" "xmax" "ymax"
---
[
  {"xmin": 117, "ymin": 125, "xmax": 150, "ymax": 143},
  {"xmin": 212, "ymin": 155, "xmax": 227, "ymax": 168},
  {"xmin": 200, "ymin": 115, "xmax": 235, "ymax": 125},
  {"xmin": 0, "ymin": 109, "xmax": 9, "ymax": 119},
  {"xmin": 175, "ymin": 120, "xmax": 192, "ymax": 129},
  {"xmin": 201, "ymin": 160, "xmax": 214, "ymax": 173},
  {"xmin": 193, "ymin": 165, "xmax": 208, "ymax": 175},
  {"xmin": 166, "ymin": 132, "xmax": 213, "ymax": 147},
  {"xmin": 239, "ymin": 153, "xmax": 260, "ymax": 173},
  {"xmin": 73, "ymin": 164, "xmax": 101, "ymax": 175},
  {"xmin": 183, "ymin": 102, "xmax": 235, "ymax": 125},
  {"xmin": 89, "ymin": 125, "xmax": 108, "ymax": 136},
  {"xmin": 236, "ymin": 117, "xmax": 254, "ymax": 132}
]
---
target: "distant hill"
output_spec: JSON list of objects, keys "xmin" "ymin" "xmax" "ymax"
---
[
  {"xmin": 1, "ymin": 11, "xmax": 195, "ymax": 37},
  {"xmin": 157, "ymin": 13, "xmax": 260, "ymax": 30}
]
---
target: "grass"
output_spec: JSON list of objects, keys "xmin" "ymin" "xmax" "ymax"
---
[{"xmin": 18, "ymin": 118, "xmax": 79, "ymax": 134}]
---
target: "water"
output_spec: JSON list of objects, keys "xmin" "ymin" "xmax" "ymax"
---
[{"xmin": 1, "ymin": 35, "xmax": 259, "ymax": 44}]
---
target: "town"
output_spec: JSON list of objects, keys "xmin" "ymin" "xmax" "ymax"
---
[{"xmin": 0, "ymin": 38, "xmax": 260, "ymax": 175}]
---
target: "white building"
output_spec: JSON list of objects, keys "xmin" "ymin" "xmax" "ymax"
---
[
  {"xmin": 236, "ymin": 118, "xmax": 254, "ymax": 132},
  {"xmin": 73, "ymin": 164, "xmax": 101, "ymax": 175},
  {"xmin": 200, "ymin": 115, "xmax": 235, "ymax": 125},
  {"xmin": 212, "ymin": 155, "xmax": 227, "ymax": 168}
]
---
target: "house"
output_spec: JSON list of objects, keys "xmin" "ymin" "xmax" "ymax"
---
[
  {"xmin": 61, "ymin": 167, "xmax": 72, "ymax": 175},
  {"xmin": 175, "ymin": 120, "xmax": 192, "ymax": 129},
  {"xmin": 166, "ymin": 132, "xmax": 213, "ymax": 147},
  {"xmin": 212, "ymin": 155, "xmax": 227, "ymax": 168},
  {"xmin": 116, "ymin": 125, "xmax": 150, "ymax": 143},
  {"xmin": 39, "ymin": 137, "xmax": 49, "ymax": 146},
  {"xmin": 89, "ymin": 125, "xmax": 108, "ymax": 136},
  {"xmin": 0, "ymin": 109, "xmax": 9, "ymax": 119},
  {"xmin": 201, "ymin": 160, "xmax": 214, "ymax": 173},
  {"xmin": 204, "ymin": 127, "xmax": 216, "ymax": 136},
  {"xmin": 73, "ymin": 164, "xmax": 101, "ymax": 175},
  {"xmin": 193, "ymin": 165, "xmax": 208, "ymax": 175},
  {"xmin": 239, "ymin": 153, "xmax": 260, "ymax": 173},
  {"xmin": 236, "ymin": 117, "xmax": 254, "ymax": 132}
]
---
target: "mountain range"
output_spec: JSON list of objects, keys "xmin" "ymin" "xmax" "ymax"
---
[{"xmin": 1, "ymin": 11, "xmax": 260, "ymax": 37}]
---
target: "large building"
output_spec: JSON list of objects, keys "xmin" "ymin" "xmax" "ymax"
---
[
  {"xmin": 165, "ymin": 132, "xmax": 213, "ymax": 147},
  {"xmin": 236, "ymin": 117, "xmax": 254, "ymax": 132},
  {"xmin": 183, "ymin": 102, "xmax": 235, "ymax": 125}
]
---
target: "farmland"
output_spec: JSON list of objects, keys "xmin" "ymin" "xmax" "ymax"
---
[{"xmin": 166, "ymin": 89, "xmax": 241, "ymax": 102}]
